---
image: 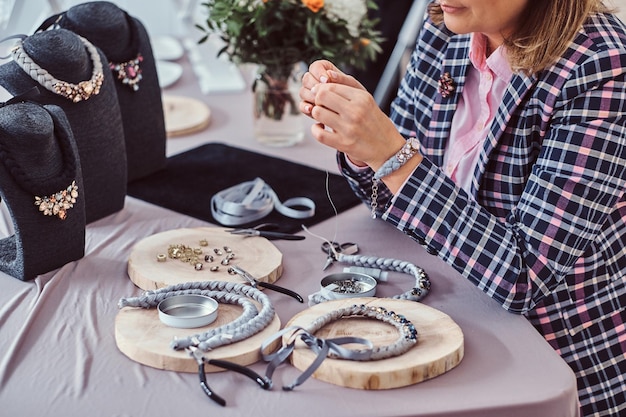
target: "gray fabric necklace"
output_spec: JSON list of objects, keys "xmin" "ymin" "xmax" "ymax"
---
[
  {"xmin": 309, "ymin": 252, "xmax": 431, "ymax": 305},
  {"xmin": 118, "ymin": 280, "xmax": 275, "ymax": 351},
  {"xmin": 10, "ymin": 35, "xmax": 104, "ymax": 102},
  {"xmin": 261, "ymin": 303, "xmax": 418, "ymax": 390},
  {"xmin": 118, "ymin": 281, "xmax": 276, "ymax": 406}
]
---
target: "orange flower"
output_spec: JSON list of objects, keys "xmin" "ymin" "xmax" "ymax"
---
[{"xmin": 302, "ymin": 0, "xmax": 323, "ymax": 13}]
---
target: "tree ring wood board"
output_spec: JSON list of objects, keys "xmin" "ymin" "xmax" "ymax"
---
[
  {"xmin": 163, "ymin": 94, "xmax": 211, "ymax": 137},
  {"xmin": 128, "ymin": 227, "xmax": 283, "ymax": 290},
  {"xmin": 115, "ymin": 301, "xmax": 281, "ymax": 373},
  {"xmin": 286, "ymin": 297, "xmax": 464, "ymax": 390}
]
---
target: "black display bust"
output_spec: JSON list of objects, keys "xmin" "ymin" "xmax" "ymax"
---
[
  {"xmin": 0, "ymin": 28, "xmax": 127, "ymax": 223},
  {"xmin": 0, "ymin": 100, "xmax": 85, "ymax": 281}
]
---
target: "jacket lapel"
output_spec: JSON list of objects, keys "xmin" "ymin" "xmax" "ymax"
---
[
  {"xmin": 470, "ymin": 72, "xmax": 537, "ymax": 195},
  {"xmin": 425, "ymin": 36, "xmax": 470, "ymax": 168}
]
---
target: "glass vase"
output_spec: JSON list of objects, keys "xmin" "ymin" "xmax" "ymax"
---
[{"xmin": 252, "ymin": 64, "xmax": 305, "ymax": 147}]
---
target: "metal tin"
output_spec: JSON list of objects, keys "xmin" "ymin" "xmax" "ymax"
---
[
  {"xmin": 157, "ymin": 294, "xmax": 219, "ymax": 328},
  {"xmin": 320, "ymin": 272, "xmax": 377, "ymax": 299}
]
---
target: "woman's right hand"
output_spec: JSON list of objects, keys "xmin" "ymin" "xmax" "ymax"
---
[{"xmin": 299, "ymin": 60, "xmax": 365, "ymax": 117}]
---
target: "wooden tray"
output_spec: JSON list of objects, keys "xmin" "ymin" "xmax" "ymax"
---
[
  {"xmin": 127, "ymin": 227, "xmax": 283, "ymax": 290},
  {"xmin": 285, "ymin": 297, "xmax": 464, "ymax": 389},
  {"xmin": 115, "ymin": 301, "xmax": 281, "ymax": 372}
]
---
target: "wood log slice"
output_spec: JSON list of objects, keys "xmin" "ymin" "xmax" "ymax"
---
[
  {"xmin": 285, "ymin": 297, "xmax": 464, "ymax": 389},
  {"xmin": 127, "ymin": 227, "xmax": 283, "ymax": 290},
  {"xmin": 162, "ymin": 94, "xmax": 211, "ymax": 137},
  {"xmin": 115, "ymin": 300, "xmax": 281, "ymax": 373}
]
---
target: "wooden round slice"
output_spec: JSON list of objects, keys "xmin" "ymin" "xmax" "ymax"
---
[
  {"xmin": 115, "ymin": 301, "xmax": 281, "ymax": 372},
  {"xmin": 285, "ymin": 297, "xmax": 464, "ymax": 390},
  {"xmin": 128, "ymin": 227, "xmax": 283, "ymax": 291},
  {"xmin": 162, "ymin": 95, "xmax": 211, "ymax": 137}
]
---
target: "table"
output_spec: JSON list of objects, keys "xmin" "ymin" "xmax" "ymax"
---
[{"xmin": 0, "ymin": 44, "xmax": 579, "ymax": 417}]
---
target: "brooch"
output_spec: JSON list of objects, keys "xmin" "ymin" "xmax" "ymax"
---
[{"xmin": 438, "ymin": 72, "xmax": 456, "ymax": 98}]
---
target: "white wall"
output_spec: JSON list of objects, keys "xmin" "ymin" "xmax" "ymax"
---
[{"xmin": 613, "ymin": 0, "xmax": 626, "ymax": 21}]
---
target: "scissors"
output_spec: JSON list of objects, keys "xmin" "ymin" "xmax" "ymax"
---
[
  {"xmin": 229, "ymin": 223, "xmax": 305, "ymax": 241},
  {"xmin": 229, "ymin": 265, "xmax": 304, "ymax": 303},
  {"xmin": 321, "ymin": 241, "xmax": 359, "ymax": 270}
]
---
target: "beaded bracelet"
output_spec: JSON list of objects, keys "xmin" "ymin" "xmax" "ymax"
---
[
  {"xmin": 118, "ymin": 280, "xmax": 275, "ymax": 351},
  {"xmin": 371, "ymin": 137, "xmax": 420, "ymax": 218},
  {"xmin": 261, "ymin": 303, "xmax": 418, "ymax": 390},
  {"xmin": 373, "ymin": 137, "xmax": 421, "ymax": 181}
]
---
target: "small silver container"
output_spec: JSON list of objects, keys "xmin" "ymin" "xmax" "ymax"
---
[
  {"xmin": 157, "ymin": 294, "xmax": 219, "ymax": 328},
  {"xmin": 320, "ymin": 272, "xmax": 377, "ymax": 299}
]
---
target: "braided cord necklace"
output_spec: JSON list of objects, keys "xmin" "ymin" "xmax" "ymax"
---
[
  {"xmin": 337, "ymin": 253, "xmax": 431, "ymax": 300},
  {"xmin": 262, "ymin": 303, "xmax": 418, "ymax": 390},
  {"xmin": 11, "ymin": 35, "xmax": 104, "ymax": 102},
  {"xmin": 118, "ymin": 280, "xmax": 275, "ymax": 352},
  {"xmin": 37, "ymin": 10, "xmax": 144, "ymax": 91},
  {"xmin": 308, "ymin": 251, "xmax": 431, "ymax": 305},
  {"xmin": 119, "ymin": 281, "xmax": 277, "ymax": 406}
]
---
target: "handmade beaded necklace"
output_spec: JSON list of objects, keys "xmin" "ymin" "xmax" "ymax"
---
[
  {"xmin": 11, "ymin": 35, "xmax": 104, "ymax": 103},
  {"xmin": 261, "ymin": 303, "xmax": 418, "ymax": 390}
]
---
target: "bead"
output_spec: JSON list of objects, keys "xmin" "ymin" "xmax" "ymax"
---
[{"xmin": 156, "ymin": 253, "xmax": 167, "ymax": 262}]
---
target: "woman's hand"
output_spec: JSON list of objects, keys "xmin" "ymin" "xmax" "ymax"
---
[
  {"xmin": 300, "ymin": 60, "xmax": 365, "ymax": 110},
  {"xmin": 299, "ymin": 60, "xmax": 407, "ymax": 171}
]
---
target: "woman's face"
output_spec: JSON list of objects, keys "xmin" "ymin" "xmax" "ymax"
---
[{"xmin": 438, "ymin": 0, "xmax": 529, "ymax": 49}]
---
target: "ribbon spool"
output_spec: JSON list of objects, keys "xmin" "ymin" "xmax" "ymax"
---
[{"xmin": 210, "ymin": 177, "xmax": 315, "ymax": 226}]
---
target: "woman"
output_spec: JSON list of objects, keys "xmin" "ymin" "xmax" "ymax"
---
[{"xmin": 300, "ymin": 1, "xmax": 626, "ymax": 416}]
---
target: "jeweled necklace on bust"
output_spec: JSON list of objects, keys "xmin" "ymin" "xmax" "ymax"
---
[
  {"xmin": 0, "ymin": 88, "xmax": 79, "ymax": 219},
  {"xmin": 106, "ymin": 11, "xmax": 143, "ymax": 91},
  {"xmin": 10, "ymin": 35, "xmax": 103, "ymax": 103},
  {"xmin": 37, "ymin": 11, "xmax": 143, "ymax": 91}
]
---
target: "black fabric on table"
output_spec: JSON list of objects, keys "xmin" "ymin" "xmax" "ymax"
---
[{"xmin": 127, "ymin": 143, "xmax": 362, "ymax": 233}]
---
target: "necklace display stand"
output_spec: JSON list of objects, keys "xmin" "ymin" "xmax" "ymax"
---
[
  {"xmin": 0, "ymin": 100, "xmax": 85, "ymax": 281},
  {"xmin": 0, "ymin": 28, "xmax": 126, "ymax": 224},
  {"xmin": 48, "ymin": 1, "xmax": 167, "ymax": 182}
]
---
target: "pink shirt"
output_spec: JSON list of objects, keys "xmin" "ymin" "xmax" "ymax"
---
[{"xmin": 443, "ymin": 33, "xmax": 513, "ymax": 194}]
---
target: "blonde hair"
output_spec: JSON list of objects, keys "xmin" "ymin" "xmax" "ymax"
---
[{"xmin": 428, "ymin": 1, "xmax": 611, "ymax": 74}]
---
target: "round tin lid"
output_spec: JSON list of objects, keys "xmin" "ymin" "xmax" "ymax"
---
[
  {"xmin": 320, "ymin": 272, "xmax": 377, "ymax": 299},
  {"xmin": 157, "ymin": 294, "xmax": 219, "ymax": 328}
]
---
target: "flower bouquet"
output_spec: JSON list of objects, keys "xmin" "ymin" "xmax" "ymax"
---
[{"xmin": 197, "ymin": 0, "xmax": 383, "ymax": 145}]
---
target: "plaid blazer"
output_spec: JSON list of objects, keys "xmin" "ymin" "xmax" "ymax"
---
[{"xmin": 340, "ymin": 11, "xmax": 626, "ymax": 417}]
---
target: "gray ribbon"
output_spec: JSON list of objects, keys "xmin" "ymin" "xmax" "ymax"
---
[{"xmin": 261, "ymin": 326, "xmax": 374, "ymax": 390}]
